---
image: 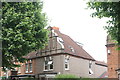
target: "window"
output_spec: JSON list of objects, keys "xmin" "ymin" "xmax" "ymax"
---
[
  {"xmin": 49, "ymin": 61, "xmax": 53, "ymax": 70},
  {"xmin": 25, "ymin": 64, "xmax": 28, "ymax": 73},
  {"xmin": 89, "ymin": 61, "xmax": 92, "ymax": 68},
  {"xmin": 89, "ymin": 61, "xmax": 93, "ymax": 75},
  {"xmin": 18, "ymin": 67, "xmax": 21, "ymax": 73},
  {"xmin": 29, "ymin": 63, "xmax": 32, "ymax": 72},
  {"xmin": 64, "ymin": 55, "xmax": 69, "ymax": 70},
  {"xmin": 69, "ymin": 46, "xmax": 75, "ymax": 53},
  {"xmin": 44, "ymin": 60, "xmax": 49, "ymax": 70},
  {"xmin": 108, "ymin": 50, "xmax": 111, "ymax": 55},
  {"xmin": 44, "ymin": 57, "xmax": 53, "ymax": 71}
]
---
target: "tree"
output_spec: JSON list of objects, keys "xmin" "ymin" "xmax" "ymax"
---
[
  {"xmin": 0, "ymin": 2, "xmax": 2, "ymax": 68},
  {"xmin": 2, "ymin": 2, "xmax": 48, "ymax": 70},
  {"xmin": 87, "ymin": 2, "xmax": 120, "ymax": 47}
]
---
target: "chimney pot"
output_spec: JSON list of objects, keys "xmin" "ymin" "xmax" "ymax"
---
[{"xmin": 52, "ymin": 27, "xmax": 59, "ymax": 30}]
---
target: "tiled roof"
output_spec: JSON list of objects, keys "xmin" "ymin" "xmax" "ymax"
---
[
  {"xmin": 25, "ymin": 27, "xmax": 95, "ymax": 60},
  {"xmin": 23, "ymin": 51, "xmax": 37, "ymax": 59},
  {"xmin": 53, "ymin": 28, "xmax": 95, "ymax": 60},
  {"xmin": 95, "ymin": 61, "xmax": 107, "ymax": 67}
]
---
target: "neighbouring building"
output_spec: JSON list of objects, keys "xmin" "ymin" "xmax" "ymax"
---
[
  {"xmin": 0, "ymin": 27, "xmax": 108, "ymax": 79},
  {"xmin": 106, "ymin": 35, "xmax": 120, "ymax": 79}
]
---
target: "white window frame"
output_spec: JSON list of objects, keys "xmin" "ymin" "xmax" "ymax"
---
[
  {"xmin": 89, "ymin": 60, "xmax": 94, "ymax": 75},
  {"xmin": 44, "ymin": 57, "xmax": 53, "ymax": 71},
  {"xmin": 29, "ymin": 63, "xmax": 32, "ymax": 72},
  {"xmin": 44, "ymin": 60, "xmax": 49, "ymax": 71},
  {"xmin": 25, "ymin": 63, "xmax": 29, "ymax": 73},
  {"xmin": 108, "ymin": 50, "xmax": 111, "ymax": 54},
  {"xmin": 18, "ymin": 67, "xmax": 21, "ymax": 73},
  {"xmin": 49, "ymin": 61, "xmax": 53, "ymax": 70},
  {"xmin": 64, "ymin": 55, "xmax": 69, "ymax": 70}
]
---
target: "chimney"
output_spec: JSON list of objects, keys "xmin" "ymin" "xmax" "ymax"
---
[{"xmin": 52, "ymin": 27, "xmax": 59, "ymax": 30}]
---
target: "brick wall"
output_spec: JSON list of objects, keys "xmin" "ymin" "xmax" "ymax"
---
[
  {"xmin": 107, "ymin": 45, "xmax": 119, "ymax": 78},
  {"xmin": 106, "ymin": 35, "xmax": 120, "ymax": 78}
]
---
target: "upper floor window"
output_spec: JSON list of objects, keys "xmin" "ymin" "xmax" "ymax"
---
[
  {"xmin": 25, "ymin": 59, "xmax": 32, "ymax": 73},
  {"xmin": 107, "ymin": 50, "xmax": 111, "ymax": 55},
  {"xmin": 18, "ymin": 67, "xmax": 21, "ymax": 73},
  {"xmin": 25, "ymin": 63, "xmax": 28, "ymax": 73},
  {"xmin": 89, "ymin": 60, "xmax": 93, "ymax": 75},
  {"xmin": 29, "ymin": 63, "xmax": 32, "ymax": 72},
  {"xmin": 69, "ymin": 46, "xmax": 75, "ymax": 53},
  {"xmin": 44, "ymin": 57, "xmax": 53, "ymax": 71},
  {"xmin": 64, "ymin": 55, "xmax": 70, "ymax": 70}
]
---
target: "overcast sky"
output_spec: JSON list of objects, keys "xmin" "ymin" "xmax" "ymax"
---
[{"xmin": 43, "ymin": 0, "xmax": 109, "ymax": 62}]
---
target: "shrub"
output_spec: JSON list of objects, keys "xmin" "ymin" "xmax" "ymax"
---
[{"xmin": 54, "ymin": 74, "xmax": 80, "ymax": 80}]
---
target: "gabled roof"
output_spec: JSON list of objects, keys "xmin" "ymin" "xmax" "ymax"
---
[
  {"xmin": 23, "ymin": 51, "xmax": 37, "ymax": 59},
  {"xmin": 53, "ymin": 27, "xmax": 95, "ymax": 60},
  {"xmin": 25, "ymin": 27, "xmax": 95, "ymax": 60}
]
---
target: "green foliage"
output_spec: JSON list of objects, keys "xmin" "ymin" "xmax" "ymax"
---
[
  {"xmin": 2, "ymin": 2, "xmax": 48, "ymax": 70},
  {"xmin": 55, "ymin": 74, "xmax": 79, "ymax": 78},
  {"xmin": 54, "ymin": 74, "xmax": 79, "ymax": 80},
  {"xmin": 87, "ymin": 2, "xmax": 120, "ymax": 47},
  {"xmin": 80, "ymin": 78, "xmax": 108, "ymax": 80},
  {"xmin": 54, "ymin": 74, "xmax": 108, "ymax": 80}
]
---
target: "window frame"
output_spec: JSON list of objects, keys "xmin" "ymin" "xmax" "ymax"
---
[
  {"xmin": 18, "ymin": 67, "xmax": 21, "ymax": 73},
  {"xmin": 89, "ymin": 60, "xmax": 94, "ymax": 75},
  {"xmin": 44, "ymin": 57, "xmax": 54, "ymax": 71},
  {"xmin": 25, "ymin": 63, "xmax": 29, "ymax": 73},
  {"xmin": 64, "ymin": 55, "xmax": 70, "ymax": 70},
  {"xmin": 29, "ymin": 63, "xmax": 32, "ymax": 72}
]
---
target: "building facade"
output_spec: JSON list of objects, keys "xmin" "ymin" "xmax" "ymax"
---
[
  {"xmin": 0, "ymin": 27, "xmax": 107, "ymax": 79},
  {"xmin": 106, "ymin": 35, "xmax": 120, "ymax": 79}
]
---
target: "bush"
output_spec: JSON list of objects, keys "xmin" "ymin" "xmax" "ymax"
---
[{"xmin": 54, "ymin": 74, "xmax": 80, "ymax": 80}]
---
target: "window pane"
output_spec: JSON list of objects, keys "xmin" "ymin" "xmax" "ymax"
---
[
  {"xmin": 64, "ymin": 55, "xmax": 69, "ymax": 70},
  {"xmin": 18, "ymin": 67, "xmax": 21, "ymax": 73},
  {"xmin": 29, "ymin": 63, "xmax": 32, "ymax": 72},
  {"xmin": 25, "ymin": 64, "xmax": 28, "ymax": 73},
  {"xmin": 50, "ymin": 63, "xmax": 53, "ymax": 69},
  {"xmin": 65, "ymin": 64, "xmax": 68, "ymax": 68},
  {"xmin": 48, "ymin": 61, "xmax": 52, "ymax": 64},
  {"xmin": 45, "ymin": 65, "xmax": 48, "ymax": 70},
  {"xmin": 44, "ymin": 57, "xmax": 53, "ymax": 70},
  {"xmin": 44, "ymin": 60, "xmax": 48, "ymax": 70}
]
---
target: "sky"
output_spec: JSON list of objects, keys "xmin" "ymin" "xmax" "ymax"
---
[{"xmin": 43, "ymin": 0, "xmax": 109, "ymax": 62}]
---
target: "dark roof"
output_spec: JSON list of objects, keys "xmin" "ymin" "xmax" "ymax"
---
[
  {"xmin": 53, "ymin": 28, "xmax": 95, "ymax": 60},
  {"xmin": 95, "ymin": 61, "xmax": 107, "ymax": 67},
  {"xmin": 25, "ymin": 27, "xmax": 95, "ymax": 60},
  {"xmin": 23, "ymin": 51, "xmax": 37, "ymax": 59}
]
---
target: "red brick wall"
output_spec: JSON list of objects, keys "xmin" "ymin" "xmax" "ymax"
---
[
  {"xmin": 107, "ymin": 45, "xmax": 119, "ymax": 78},
  {"xmin": 17, "ymin": 59, "xmax": 36, "ymax": 75}
]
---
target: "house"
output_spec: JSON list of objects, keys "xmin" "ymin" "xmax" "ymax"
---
[
  {"xmin": 106, "ymin": 35, "xmax": 120, "ymax": 79},
  {"xmin": 0, "ymin": 26, "xmax": 107, "ymax": 79}
]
